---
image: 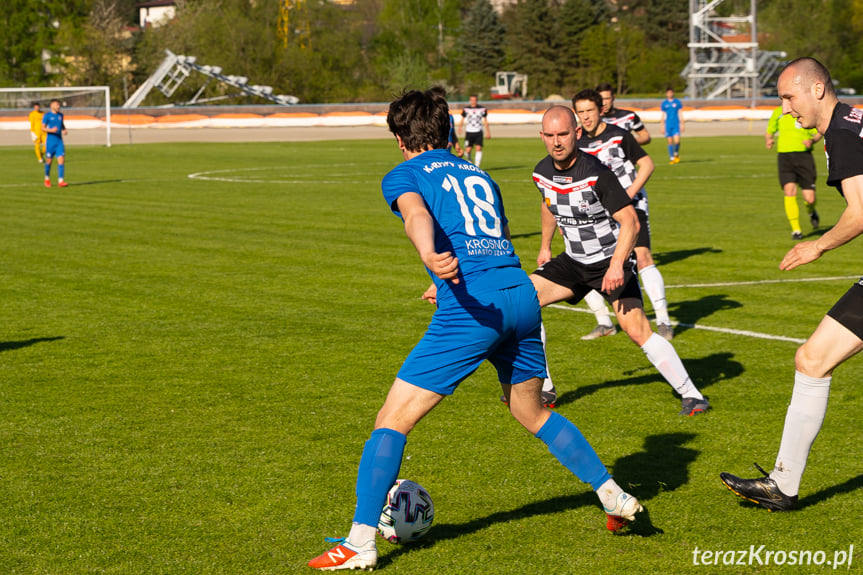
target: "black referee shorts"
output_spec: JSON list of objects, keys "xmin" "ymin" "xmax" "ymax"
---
[{"xmin": 777, "ymin": 151, "xmax": 816, "ymax": 189}]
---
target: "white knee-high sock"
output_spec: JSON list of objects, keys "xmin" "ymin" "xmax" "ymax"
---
[
  {"xmin": 474, "ymin": 150, "xmax": 483, "ymax": 167},
  {"xmin": 584, "ymin": 289, "xmax": 614, "ymax": 328},
  {"xmin": 771, "ymin": 371, "xmax": 831, "ymax": 496},
  {"xmin": 639, "ymin": 265, "xmax": 670, "ymax": 325},
  {"xmin": 540, "ymin": 322, "xmax": 555, "ymax": 392},
  {"xmin": 641, "ymin": 333, "xmax": 702, "ymax": 399}
]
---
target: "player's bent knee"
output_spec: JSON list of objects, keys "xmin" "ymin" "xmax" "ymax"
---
[{"xmin": 794, "ymin": 343, "xmax": 831, "ymax": 378}]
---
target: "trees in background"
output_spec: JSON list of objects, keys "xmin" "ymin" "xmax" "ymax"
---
[{"xmin": 2, "ymin": 0, "xmax": 863, "ymax": 104}]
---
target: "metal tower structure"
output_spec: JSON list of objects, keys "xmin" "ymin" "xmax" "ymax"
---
[
  {"xmin": 122, "ymin": 50, "xmax": 299, "ymax": 108},
  {"xmin": 685, "ymin": 0, "xmax": 786, "ymax": 100}
]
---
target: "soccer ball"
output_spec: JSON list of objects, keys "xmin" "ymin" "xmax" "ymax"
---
[{"xmin": 377, "ymin": 479, "xmax": 435, "ymax": 544}]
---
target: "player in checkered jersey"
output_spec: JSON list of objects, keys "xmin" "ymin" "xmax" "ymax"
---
[
  {"xmin": 459, "ymin": 94, "xmax": 490, "ymax": 167},
  {"xmin": 596, "ymin": 83, "xmax": 651, "ymax": 145},
  {"xmin": 529, "ymin": 106, "xmax": 708, "ymax": 417},
  {"xmin": 574, "ymin": 89, "xmax": 674, "ymax": 343}
]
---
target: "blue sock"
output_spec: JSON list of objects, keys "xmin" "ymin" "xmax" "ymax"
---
[
  {"xmin": 667, "ymin": 144, "xmax": 674, "ymax": 159},
  {"xmin": 58, "ymin": 164, "xmax": 65, "ymax": 180},
  {"xmin": 44, "ymin": 163, "xmax": 50, "ymax": 178},
  {"xmin": 353, "ymin": 428, "xmax": 406, "ymax": 526},
  {"xmin": 674, "ymin": 143, "xmax": 680, "ymax": 155},
  {"xmin": 536, "ymin": 412, "xmax": 610, "ymax": 490}
]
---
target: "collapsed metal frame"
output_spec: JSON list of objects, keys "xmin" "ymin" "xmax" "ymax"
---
[{"xmin": 122, "ymin": 49, "xmax": 299, "ymax": 108}]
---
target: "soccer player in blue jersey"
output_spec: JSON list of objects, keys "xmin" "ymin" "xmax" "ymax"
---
[
  {"xmin": 308, "ymin": 89, "xmax": 643, "ymax": 571},
  {"xmin": 660, "ymin": 88, "xmax": 684, "ymax": 164},
  {"xmin": 721, "ymin": 58, "xmax": 863, "ymax": 511},
  {"xmin": 41, "ymin": 99, "xmax": 68, "ymax": 187}
]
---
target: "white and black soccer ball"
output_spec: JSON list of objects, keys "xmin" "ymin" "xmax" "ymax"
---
[{"xmin": 377, "ymin": 479, "xmax": 435, "ymax": 544}]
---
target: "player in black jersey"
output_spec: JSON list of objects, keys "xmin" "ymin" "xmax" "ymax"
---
[
  {"xmin": 575, "ymin": 89, "xmax": 674, "ymax": 342},
  {"xmin": 721, "ymin": 57, "xmax": 863, "ymax": 510},
  {"xmin": 597, "ymin": 82, "xmax": 651, "ymax": 145},
  {"xmin": 529, "ymin": 106, "xmax": 709, "ymax": 417}
]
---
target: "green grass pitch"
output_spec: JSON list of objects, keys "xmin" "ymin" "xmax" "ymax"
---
[{"xmin": 1, "ymin": 134, "xmax": 861, "ymax": 574}]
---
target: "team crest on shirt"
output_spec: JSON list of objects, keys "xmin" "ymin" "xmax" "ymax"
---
[
  {"xmin": 578, "ymin": 200, "xmax": 590, "ymax": 212},
  {"xmin": 553, "ymin": 176, "xmax": 572, "ymax": 184}
]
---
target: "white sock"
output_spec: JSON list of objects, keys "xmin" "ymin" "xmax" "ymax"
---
[
  {"xmin": 474, "ymin": 150, "xmax": 483, "ymax": 167},
  {"xmin": 641, "ymin": 333, "xmax": 702, "ymax": 399},
  {"xmin": 771, "ymin": 371, "xmax": 831, "ymax": 496},
  {"xmin": 347, "ymin": 522, "xmax": 378, "ymax": 548},
  {"xmin": 639, "ymin": 265, "xmax": 670, "ymax": 325},
  {"xmin": 584, "ymin": 290, "xmax": 613, "ymax": 328},
  {"xmin": 540, "ymin": 322, "xmax": 555, "ymax": 392},
  {"xmin": 596, "ymin": 478, "xmax": 624, "ymax": 510}
]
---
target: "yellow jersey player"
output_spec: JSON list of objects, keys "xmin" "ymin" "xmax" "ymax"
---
[{"xmin": 29, "ymin": 102, "xmax": 45, "ymax": 163}]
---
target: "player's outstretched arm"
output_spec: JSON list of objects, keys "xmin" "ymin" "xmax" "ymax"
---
[
  {"xmin": 634, "ymin": 128, "xmax": 651, "ymax": 146},
  {"xmin": 780, "ymin": 174, "xmax": 863, "ymax": 270},
  {"xmin": 397, "ymin": 191, "xmax": 460, "ymax": 283}
]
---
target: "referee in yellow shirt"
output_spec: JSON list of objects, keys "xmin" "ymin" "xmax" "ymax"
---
[
  {"xmin": 765, "ymin": 105, "xmax": 821, "ymax": 240},
  {"xmin": 29, "ymin": 101, "xmax": 45, "ymax": 163}
]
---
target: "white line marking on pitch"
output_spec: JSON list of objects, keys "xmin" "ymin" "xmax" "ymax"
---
[
  {"xmin": 547, "ymin": 304, "xmax": 806, "ymax": 344},
  {"xmin": 666, "ymin": 275, "xmax": 859, "ymax": 289}
]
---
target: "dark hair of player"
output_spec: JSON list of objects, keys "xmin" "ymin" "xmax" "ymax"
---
[
  {"xmin": 387, "ymin": 89, "xmax": 450, "ymax": 153},
  {"xmin": 595, "ymin": 82, "xmax": 614, "ymax": 95},
  {"xmin": 784, "ymin": 57, "xmax": 835, "ymax": 96},
  {"xmin": 572, "ymin": 88, "xmax": 603, "ymax": 111}
]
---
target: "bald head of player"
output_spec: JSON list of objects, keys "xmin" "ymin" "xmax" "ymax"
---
[
  {"xmin": 540, "ymin": 105, "xmax": 581, "ymax": 170},
  {"xmin": 777, "ymin": 57, "xmax": 837, "ymax": 134}
]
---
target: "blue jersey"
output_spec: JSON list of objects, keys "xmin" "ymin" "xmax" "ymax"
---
[
  {"xmin": 661, "ymin": 98, "xmax": 682, "ymax": 131},
  {"xmin": 382, "ymin": 148, "xmax": 523, "ymax": 300},
  {"xmin": 42, "ymin": 111, "xmax": 65, "ymax": 140}
]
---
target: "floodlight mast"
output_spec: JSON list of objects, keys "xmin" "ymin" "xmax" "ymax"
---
[
  {"xmin": 122, "ymin": 50, "xmax": 299, "ymax": 108},
  {"xmin": 685, "ymin": 0, "xmax": 785, "ymax": 102}
]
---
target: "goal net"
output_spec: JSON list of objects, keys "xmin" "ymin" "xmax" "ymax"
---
[{"xmin": 0, "ymin": 86, "xmax": 111, "ymax": 147}]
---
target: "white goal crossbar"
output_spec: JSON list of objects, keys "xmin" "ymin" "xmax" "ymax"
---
[{"xmin": 0, "ymin": 86, "xmax": 111, "ymax": 147}]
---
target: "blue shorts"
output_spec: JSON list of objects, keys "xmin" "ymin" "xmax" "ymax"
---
[
  {"xmin": 45, "ymin": 138, "xmax": 65, "ymax": 159},
  {"xmin": 665, "ymin": 124, "xmax": 680, "ymax": 138},
  {"xmin": 397, "ymin": 276, "xmax": 547, "ymax": 395}
]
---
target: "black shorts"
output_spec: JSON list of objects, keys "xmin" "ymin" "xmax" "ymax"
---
[
  {"xmin": 826, "ymin": 280, "xmax": 863, "ymax": 340},
  {"xmin": 777, "ymin": 152, "xmax": 816, "ymax": 189},
  {"xmin": 635, "ymin": 208, "xmax": 651, "ymax": 250},
  {"xmin": 465, "ymin": 131, "xmax": 484, "ymax": 148},
  {"xmin": 532, "ymin": 253, "xmax": 641, "ymax": 305}
]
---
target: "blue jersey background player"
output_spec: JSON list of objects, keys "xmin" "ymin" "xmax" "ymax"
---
[
  {"xmin": 660, "ymin": 88, "xmax": 684, "ymax": 163},
  {"xmin": 308, "ymin": 89, "xmax": 643, "ymax": 571},
  {"xmin": 41, "ymin": 98, "xmax": 68, "ymax": 187}
]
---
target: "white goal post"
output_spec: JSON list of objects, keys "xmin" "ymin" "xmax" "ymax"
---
[{"xmin": 0, "ymin": 86, "xmax": 111, "ymax": 147}]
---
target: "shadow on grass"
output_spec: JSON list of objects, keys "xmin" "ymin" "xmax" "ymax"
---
[
  {"xmin": 802, "ymin": 227, "xmax": 829, "ymax": 239},
  {"xmin": 613, "ymin": 433, "xmax": 699, "ymax": 503},
  {"xmin": 556, "ymin": 351, "xmax": 741, "ymax": 406},
  {"xmin": 0, "ymin": 336, "xmax": 64, "ymax": 353},
  {"xmin": 378, "ymin": 488, "xmax": 663, "ymax": 567},
  {"xmin": 63, "ymin": 179, "xmax": 128, "ymax": 187},
  {"xmin": 510, "ymin": 229, "xmax": 541, "ymax": 240},
  {"xmin": 653, "ymin": 247, "xmax": 723, "ymax": 267},
  {"xmin": 669, "ymin": 294, "xmax": 743, "ymax": 334},
  {"xmin": 797, "ymin": 473, "xmax": 863, "ymax": 510}
]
